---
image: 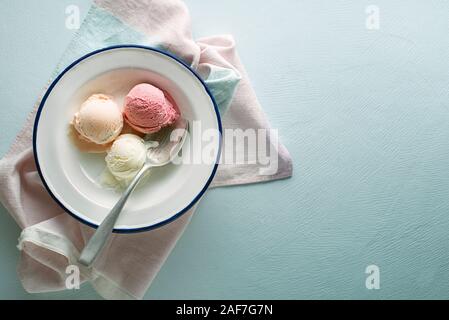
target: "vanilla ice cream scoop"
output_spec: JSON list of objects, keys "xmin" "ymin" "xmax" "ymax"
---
[
  {"xmin": 73, "ymin": 94, "xmax": 123, "ymax": 144},
  {"xmin": 105, "ymin": 134, "xmax": 147, "ymax": 183}
]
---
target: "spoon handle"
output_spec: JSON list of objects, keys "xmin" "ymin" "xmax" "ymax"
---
[{"xmin": 78, "ymin": 164, "xmax": 151, "ymax": 267}]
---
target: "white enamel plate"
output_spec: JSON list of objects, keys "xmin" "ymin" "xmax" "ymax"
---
[{"xmin": 33, "ymin": 46, "xmax": 221, "ymax": 232}]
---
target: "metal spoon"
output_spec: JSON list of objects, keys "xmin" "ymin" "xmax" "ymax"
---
[{"xmin": 78, "ymin": 118, "xmax": 189, "ymax": 267}]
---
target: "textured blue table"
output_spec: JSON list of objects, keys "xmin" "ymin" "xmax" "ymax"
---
[{"xmin": 1, "ymin": 0, "xmax": 449, "ymax": 299}]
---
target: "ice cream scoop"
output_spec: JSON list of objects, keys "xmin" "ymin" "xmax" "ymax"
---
[
  {"xmin": 73, "ymin": 94, "xmax": 123, "ymax": 144},
  {"xmin": 123, "ymin": 83, "xmax": 179, "ymax": 134},
  {"xmin": 105, "ymin": 134, "xmax": 147, "ymax": 183}
]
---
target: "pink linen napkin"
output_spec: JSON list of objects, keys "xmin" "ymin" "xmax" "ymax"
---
[{"xmin": 0, "ymin": 0, "xmax": 292, "ymax": 299}]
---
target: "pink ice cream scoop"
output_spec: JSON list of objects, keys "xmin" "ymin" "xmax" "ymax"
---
[{"xmin": 123, "ymin": 83, "xmax": 179, "ymax": 134}]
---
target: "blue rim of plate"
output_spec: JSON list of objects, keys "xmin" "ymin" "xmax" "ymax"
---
[{"xmin": 33, "ymin": 45, "xmax": 222, "ymax": 233}]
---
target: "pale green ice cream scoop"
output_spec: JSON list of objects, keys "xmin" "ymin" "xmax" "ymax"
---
[{"xmin": 105, "ymin": 134, "xmax": 147, "ymax": 184}]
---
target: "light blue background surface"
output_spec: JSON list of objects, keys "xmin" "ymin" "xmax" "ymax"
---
[{"xmin": 1, "ymin": 0, "xmax": 449, "ymax": 299}]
